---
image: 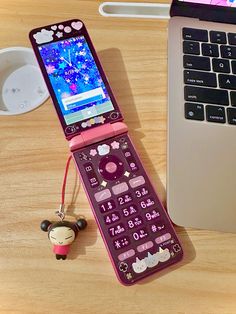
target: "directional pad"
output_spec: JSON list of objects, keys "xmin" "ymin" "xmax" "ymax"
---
[{"xmin": 99, "ymin": 155, "xmax": 124, "ymax": 181}]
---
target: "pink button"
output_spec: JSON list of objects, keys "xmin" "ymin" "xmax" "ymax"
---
[
  {"xmin": 129, "ymin": 176, "xmax": 145, "ymax": 188},
  {"xmin": 105, "ymin": 162, "xmax": 117, "ymax": 173},
  {"xmin": 94, "ymin": 189, "xmax": 111, "ymax": 202},
  {"xmin": 118, "ymin": 249, "xmax": 135, "ymax": 261},
  {"xmin": 112, "ymin": 182, "xmax": 128, "ymax": 195},
  {"xmin": 137, "ymin": 241, "xmax": 154, "ymax": 252},
  {"xmin": 155, "ymin": 233, "xmax": 171, "ymax": 244}
]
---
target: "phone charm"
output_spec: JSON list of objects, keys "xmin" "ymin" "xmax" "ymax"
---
[{"xmin": 40, "ymin": 155, "xmax": 87, "ymax": 260}]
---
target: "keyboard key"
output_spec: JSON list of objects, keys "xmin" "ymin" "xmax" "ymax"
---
[
  {"xmin": 182, "ymin": 27, "xmax": 208, "ymax": 42},
  {"xmin": 219, "ymin": 74, "xmax": 236, "ymax": 90},
  {"xmin": 231, "ymin": 61, "xmax": 236, "ymax": 74},
  {"xmin": 145, "ymin": 209, "xmax": 160, "ymax": 222},
  {"xmin": 228, "ymin": 33, "xmax": 236, "ymax": 45},
  {"xmin": 150, "ymin": 221, "xmax": 166, "ymax": 233},
  {"xmin": 206, "ymin": 105, "xmax": 226, "ymax": 123},
  {"xmin": 183, "ymin": 41, "xmax": 200, "ymax": 55},
  {"xmin": 122, "ymin": 204, "xmax": 138, "ymax": 217},
  {"xmin": 117, "ymin": 193, "xmax": 132, "ymax": 205},
  {"xmin": 221, "ymin": 45, "xmax": 236, "ymax": 59},
  {"xmin": 227, "ymin": 107, "xmax": 236, "ymax": 124},
  {"xmin": 185, "ymin": 103, "xmax": 204, "ymax": 121},
  {"xmin": 210, "ymin": 31, "xmax": 226, "ymax": 44},
  {"xmin": 183, "ymin": 55, "xmax": 211, "ymax": 71},
  {"xmin": 185, "ymin": 86, "xmax": 229, "ymax": 106},
  {"xmin": 135, "ymin": 186, "xmax": 149, "ymax": 198},
  {"xmin": 230, "ymin": 91, "xmax": 236, "ymax": 106},
  {"xmin": 212, "ymin": 58, "xmax": 230, "ymax": 73},
  {"xmin": 202, "ymin": 43, "xmax": 219, "ymax": 57},
  {"xmin": 184, "ymin": 70, "xmax": 217, "ymax": 87}
]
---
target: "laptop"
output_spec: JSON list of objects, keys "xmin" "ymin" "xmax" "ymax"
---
[{"xmin": 168, "ymin": 0, "xmax": 236, "ymax": 233}]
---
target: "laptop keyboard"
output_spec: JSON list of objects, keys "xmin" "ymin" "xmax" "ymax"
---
[{"xmin": 183, "ymin": 27, "xmax": 236, "ymax": 125}]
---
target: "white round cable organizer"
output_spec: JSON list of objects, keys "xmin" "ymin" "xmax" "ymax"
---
[
  {"xmin": 0, "ymin": 47, "xmax": 49, "ymax": 115},
  {"xmin": 99, "ymin": 2, "xmax": 170, "ymax": 19}
]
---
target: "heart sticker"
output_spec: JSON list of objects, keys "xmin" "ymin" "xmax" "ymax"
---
[
  {"xmin": 71, "ymin": 21, "xmax": 83, "ymax": 30},
  {"xmin": 51, "ymin": 25, "xmax": 57, "ymax": 31}
]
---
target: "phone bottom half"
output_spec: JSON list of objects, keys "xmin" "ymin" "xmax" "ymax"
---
[{"xmin": 72, "ymin": 133, "xmax": 183, "ymax": 285}]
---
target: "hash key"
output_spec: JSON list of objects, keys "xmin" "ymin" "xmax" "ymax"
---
[
  {"xmin": 183, "ymin": 41, "xmax": 200, "ymax": 55},
  {"xmin": 185, "ymin": 103, "xmax": 204, "ymax": 121},
  {"xmin": 206, "ymin": 105, "xmax": 226, "ymax": 123}
]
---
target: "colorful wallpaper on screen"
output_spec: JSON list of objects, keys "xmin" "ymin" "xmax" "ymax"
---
[
  {"xmin": 39, "ymin": 36, "xmax": 113, "ymax": 123},
  {"xmin": 180, "ymin": 0, "xmax": 236, "ymax": 7}
]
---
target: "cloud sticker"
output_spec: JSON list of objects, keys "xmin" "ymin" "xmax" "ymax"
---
[{"xmin": 33, "ymin": 29, "xmax": 54, "ymax": 44}]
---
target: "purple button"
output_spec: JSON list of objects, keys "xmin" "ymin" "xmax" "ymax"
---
[
  {"xmin": 118, "ymin": 249, "xmax": 135, "ymax": 261},
  {"xmin": 137, "ymin": 241, "xmax": 154, "ymax": 253},
  {"xmin": 99, "ymin": 200, "xmax": 116, "ymax": 213},
  {"xmin": 155, "ymin": 233, "xmax": 171, "ymax": 244},
  {"xmin": 104, "ymin": 211, "xmax": 120, "ymax": 225},
  {"xmin": 94, "ymin": 189, "xmax": 111, "ymax": 202},
  {"xmin": 112, "ymin": 182, "xmax": 129, "ymax": 195},
  {"xmin": 109, "ymin": 223, "xmax": 126, "ymax": 237},
  {"xmin": 129, "ymin": 176, "xmax": 145, "ymax": 188},
  {"xmin": 105, "ymin": 162, "xmax": 117, "ymax": 173},
  {"xmin": 113, "ymin": 236, "xmax": 131, "ymax": 250}
]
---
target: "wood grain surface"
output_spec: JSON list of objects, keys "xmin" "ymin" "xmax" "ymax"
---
[{"xmin": 0, "ymin": 1, "xmax": 235, "ymax": 313}]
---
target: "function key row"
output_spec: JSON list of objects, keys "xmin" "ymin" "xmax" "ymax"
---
[
  {"xmin": 183, "ymin": 28, "xmax": 236, "ymax": 45},
  {"xmin": 185, "ymin": 102, "xmax": 236, "ymax": 125}
]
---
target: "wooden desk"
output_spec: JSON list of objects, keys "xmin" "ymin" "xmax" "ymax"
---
[{"xmin": 0, "ymin": 1, "xmax": 235, "ymax": 313}]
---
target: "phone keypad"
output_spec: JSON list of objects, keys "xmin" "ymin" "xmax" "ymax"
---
[{"xmin": 73, "ymin": 133, "xmax": 183, "ymax": 284}]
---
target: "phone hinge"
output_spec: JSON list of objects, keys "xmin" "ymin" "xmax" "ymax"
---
[{"xmin": 69, "ymin": 122, "xmax": 128, "ymax": 152}]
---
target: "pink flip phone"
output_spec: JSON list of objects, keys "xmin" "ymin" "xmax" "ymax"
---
[{"xmin": 29, "ymin": 19, "xmax": 183, "ymax": 285}]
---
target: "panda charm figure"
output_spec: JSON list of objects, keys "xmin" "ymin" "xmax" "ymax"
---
[{"xmin": 41, "ymin": 218, "xmax": 87, "ymax": 260}]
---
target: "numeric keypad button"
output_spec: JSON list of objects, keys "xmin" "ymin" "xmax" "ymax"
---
[
  {"xmin": 108, "ymin": 224, "xmax": 126, "ymax": 237},
  {"xmin": 135, "ymin": 187, "xmax": 149, "ymax": 198},
  {"xmin": 139, "ymin": 197, "xmax": 155, "ymax": 209},
  {"xmin": 127, "ymin": 215, "xmax": 143, "ymax": 229},
  {"xmin": 104, "ymin": 211, "xmax": 120, "ymax": 225},
  {"xmin": 136, "ymin": 241, "xmax": 154, "ymax": 253},
  {"xmin": 132, "ymin": 228, "xmax": 148, "ymax": 241},
  {"xmin": 145, "ymin": 209, "xmax": 161, "ymax": 222},
  {"xmin": 95, "ymin": 189, "xmax": 112, "ymax": 202},
  {"xmin": 113, "ymin": 236, "xmax": 131, "ymax": 250},
  {"xmin": 99, "ymin": 199, "xmax": 116, "ymax": 213},
  {"xmin": 117, "ymin": 193, "xmax": 132, "ymax": 206},
  {"xmin": 122, "ymin": 204, "xmax": 138, "ymax": 217}
]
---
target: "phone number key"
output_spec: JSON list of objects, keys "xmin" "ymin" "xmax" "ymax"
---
[
  {"xmin": 132, "ymin": 228, "xmax": 148, "ymax": 241},
  {"xmin": 117, "ymin": 193, "xmax": 132, "ymax": 205},
  {"xmin": 104, "ymin": 211, "xmax": 121, "ymax": 225},
  {"xmin": 122, "ymin": 204, "xmax": 138, "ymax": 217},
  {"xmin": 108, "ymin": 223, "xmax": 126, "ymax": 237},
  {"xmin": 139, "ymin": 197, "xmax": 155, "ymax": 209},
  {"xmin": 113, "ymin": 236, "xmax": 131, "ymax": 250}
]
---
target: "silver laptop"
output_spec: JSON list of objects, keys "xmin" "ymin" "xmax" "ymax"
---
[{"xmin": 168, "ymin": 0, "xmax": 236, "ymax": 233}]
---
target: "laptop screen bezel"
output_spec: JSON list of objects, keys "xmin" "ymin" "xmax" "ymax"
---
[{"xmin": 170, "ymin": 0, "xmax": 236, "ymax": 24}]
